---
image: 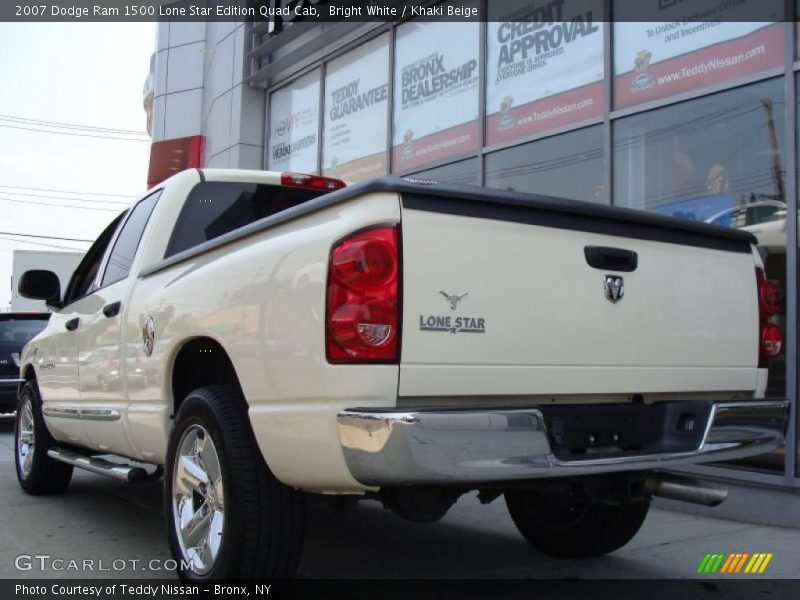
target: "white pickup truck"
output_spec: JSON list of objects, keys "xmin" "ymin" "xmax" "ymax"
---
[{"xmin": 14, "ymin": 169, "xmax": 788, "ymax": 580}]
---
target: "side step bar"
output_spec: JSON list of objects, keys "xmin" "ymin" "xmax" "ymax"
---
[{"xmin": 47, "ymin": 447, "xmax": 153, "ymax": 483}]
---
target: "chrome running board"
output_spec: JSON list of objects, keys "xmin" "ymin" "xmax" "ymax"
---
[{"xmin": 47, "ymin": 447, "xmax": 151, "ymax": 482}]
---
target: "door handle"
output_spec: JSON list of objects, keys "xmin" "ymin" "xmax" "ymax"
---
[
  {"xmin": 103, "ymin": 301, "xmax": 122, "ymax": 318},
  {"xmin": 584, "ymin": 246, "xmax": 638, "ymax": 272},
  {"xmin": 65, "ymin": 318, "xmax": 80, "ymax": 331}
]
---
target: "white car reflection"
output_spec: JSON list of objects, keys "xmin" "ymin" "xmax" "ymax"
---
[{"xmin": 704, "ymin": 200, "xmax": 788, "ymax": 254}]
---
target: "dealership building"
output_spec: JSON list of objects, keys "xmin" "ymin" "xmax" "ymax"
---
[{"xmin": 147, "ymin": 0, "xmax": 799, "ymax": 501}]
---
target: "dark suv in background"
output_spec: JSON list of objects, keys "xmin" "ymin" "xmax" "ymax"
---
[{"xmin": 0, "ymin": 313, "xmax": 50, "ymax": 413}]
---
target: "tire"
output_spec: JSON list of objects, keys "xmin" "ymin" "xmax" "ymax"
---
[
  {"xmin": 505, "ymin": 489, "xmax": 649, "ymax": 558},
  {"xmin": 165, "ymin": 385, "xmax": 305, "ymax": 580},
  {"xmin": 14, "ymin": 381, "xmax": 73, "ymax": 494}
]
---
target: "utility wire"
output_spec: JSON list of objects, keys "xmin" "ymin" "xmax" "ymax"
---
[
  {"xmin": 0, "ymin": 195, "xmax": 121, "ymax": 212},
  {"xmin": 0, "ymin": 123, "xmax": 150, "ymax": 142},
  {"xmin": 0, "ymin": 184, "xmax": 137, "ymax": 198},
  {"xmin": 0, "ymin": 114, "xmax": 147, "ymax": 135},
  {"xmin": 0, "ymin": 234, "xmax": 86, "ymax": 252},
  {"xmin": 0, "ymin": 230, "xmax": 94, "ymax": 243},
  {"xmin": 0, "ymin": 190, "xmax": 130, "ymax": 206}
]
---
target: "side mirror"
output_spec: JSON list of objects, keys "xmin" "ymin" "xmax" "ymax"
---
[{"xmin": 18, "ymin": 270, "xmax": 62, "ymax": 307}]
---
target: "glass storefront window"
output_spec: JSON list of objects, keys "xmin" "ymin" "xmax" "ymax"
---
[
  {"xmin": 411, "ymin": 158, "xmax": 479, "ymax": 186},
  {"xmin": 485, "ymin": 0, "xmax": 604, "ymax": 146},
  {"xmin": 267, "ymin": 69, "xmax": 321, "ymax": 174},
  {"xmin": 392, "ymin": 3, "xmax": 480, "ymax": 173},
  {"xmin": 613, "ymin": 0, "xmax": 784, "ymax": 109},
  {"xmin": 614, "ymin": 78, "xmax": 785, "ymax": 220},
  {"xmin": 614, "ymin": 77, "xmax": 789, "ymax": 473},
  {"xmin": 322, "ymin": 34, "xmax": 390, "ymax": 183},
  {"xmin": 485, "ymin": 125, "xmax": 604, "ymax": 202}
]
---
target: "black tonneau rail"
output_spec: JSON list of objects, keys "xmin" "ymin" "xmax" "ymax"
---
[
  {"xmin": 349, "ymin": 176, "xmax": 756, "ymax": 246},
  {"xmin": 401, "ymin": 192, "xmax": 753, "ymax": 254},
  {"xmin": 141, "ymin": 176, "xmax": 756, "ymax": 279}
]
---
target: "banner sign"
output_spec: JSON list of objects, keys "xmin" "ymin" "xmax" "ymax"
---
[
  {"xmin": 614, "ymin": 0, "xmax": 784, "ymax": 109},
  {"xmin": 392, "ymin": 19, "xmax": 480, "ymax": 172},
  {"xmin": 653, "ymin": 193, "xmax": 737, "ymax": 224},
  {"xmin": 267, "ymin": 70, "xmax": 320, "ymax": 173},
  {"xmin": 485, "ymin": 0, "xmax": 604, "ymax": 145},
  {"xmin": 323, "ymin": 34, "xmax": 389, "ymax": 182}
]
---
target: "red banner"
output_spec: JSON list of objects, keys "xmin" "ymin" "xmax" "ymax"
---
[
  {"xmin": 323, "ymin": 152, "xmax": 387, "ymax": 183},
  {"xmin": 391, "ymin": 120, "xmax": 478, "ymax": 173},
  {"xmin": 614, "ymin": 24, "xmax": 784, "ymax": 109},
  {"xmin": 485, "ymin": 82, "xmax": 603, "ymax": 147}
]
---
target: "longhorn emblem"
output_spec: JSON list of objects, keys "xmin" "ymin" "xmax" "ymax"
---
[
  {"xmin": 142, "ymin": 316, "xmax": 156, "ymax": 356},
  {"xmin": 603, "ymin": 275, "xmax": 624, "ymax": 304},
  {"xmin": 439, "ymin": 291, "xmax": 468, "ymax": 310}
]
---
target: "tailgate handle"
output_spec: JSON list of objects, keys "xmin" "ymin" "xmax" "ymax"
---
[{"xmin": 584, "ymin": 246, "xmax": 638, "ymax": 272}]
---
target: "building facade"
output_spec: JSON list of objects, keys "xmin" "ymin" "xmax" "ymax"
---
[{"xmin": 149, "ymin": 0, "xmax": 799, "ymax": 489}]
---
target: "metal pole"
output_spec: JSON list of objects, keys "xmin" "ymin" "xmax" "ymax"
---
[{"xmin": 782, "ymin": 7, "xmax": 798, "ymax": 485}]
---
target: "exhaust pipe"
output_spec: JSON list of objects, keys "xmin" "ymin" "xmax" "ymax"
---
[{"xmin": 646, "ymin": 473, "xmax": 728, "ymax": 507}]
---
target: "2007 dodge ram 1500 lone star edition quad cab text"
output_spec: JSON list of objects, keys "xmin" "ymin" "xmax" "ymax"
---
[{"xmin": 13, "ymin": 169, "xmax": 789, "ymax": 580}]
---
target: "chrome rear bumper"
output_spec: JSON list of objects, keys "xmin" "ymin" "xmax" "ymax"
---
[{"xmin": 337, "ymin": 400, "xmax": 789, "ymax": 486}]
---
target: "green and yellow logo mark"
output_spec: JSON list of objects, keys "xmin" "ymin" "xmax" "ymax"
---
[{"xmin": 697, "ymin": 553, "xmax": 773, "ymax": 575}]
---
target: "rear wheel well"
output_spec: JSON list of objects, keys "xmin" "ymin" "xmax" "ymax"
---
[
  {"xmin": 171, "ymin": 338, "xmax": 241, "ymax": 416},
  {"xmin": 22, "ymin": 365, "xmax": 36, "ymax": 382},
  {"xmin": 21, "ymin": 365, "xmax": 37, "ymax": 401}
]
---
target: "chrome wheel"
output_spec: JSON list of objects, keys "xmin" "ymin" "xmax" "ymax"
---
[
  {"xmin": 17, "ymin": 398, "xmax": 35, "ymax": 478},
  {"xmin": 171, "ymin": 424, "xmax": 224, "ymax": 575}
]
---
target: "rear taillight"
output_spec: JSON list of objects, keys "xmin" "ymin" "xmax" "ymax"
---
[
  {"xmin": 281, "ymin": 172, "xmax": 346, "ymax": 191},
  {"xmin": 756, "ymin": 268, "xmax": 783, "ymax": 366},
  {"xmin": 327, "ymin": 227, "xmax": 400, "ymax": 362},
  {"xmin": 757, "ymin": 271, "xmax": 781, "ymax": 315},
  {"xmin": 761, "ymin": 324, "xmax": 783, "ymax": 360}
]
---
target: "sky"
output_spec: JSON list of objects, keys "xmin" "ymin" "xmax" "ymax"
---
[{"xmin": 0, "ymin": 22, "xmax": 156, "ymax": 308}]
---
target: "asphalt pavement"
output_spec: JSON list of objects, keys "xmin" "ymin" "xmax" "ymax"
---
[{"xmin": 0, "ymin": 414, "xmax": 797, "ymax": 583}]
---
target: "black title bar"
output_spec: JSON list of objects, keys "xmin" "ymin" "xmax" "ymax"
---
[{"xmin": 1, "ymin": 0, "xmax": 797, "ymax": 23}]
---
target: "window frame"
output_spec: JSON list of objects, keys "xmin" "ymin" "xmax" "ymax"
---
[
  {"xmin": 96, "ymin": 189, "xmax": 163, "ymax": 290},
  {"xmin": 60, "ymin": 212, "xmax": 128, "ymax": 309}
]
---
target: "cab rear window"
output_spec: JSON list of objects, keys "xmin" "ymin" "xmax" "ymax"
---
[{"xmin": 164, "ymin": 182, "xmax": 326, "ymax": 258}]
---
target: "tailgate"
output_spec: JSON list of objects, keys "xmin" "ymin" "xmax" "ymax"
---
[{"xmin": 399, "ymin": 190, "xmax": 759, "ymax": 398}]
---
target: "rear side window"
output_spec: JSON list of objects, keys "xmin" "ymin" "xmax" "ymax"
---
[
  {"xmin": 64, "ymin": 212, "xmax": 126, "ymax": 304},
  {"xmin": 100, "ymin": 191, "xmax": 161, "ymax": 287},
  {"xmin": 164, "ymin": 182, "xmax": 326, "ymax": 258},
  {"xmin": 0, "ymin": 317, "xmax": 48, "ymax": 344}
]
